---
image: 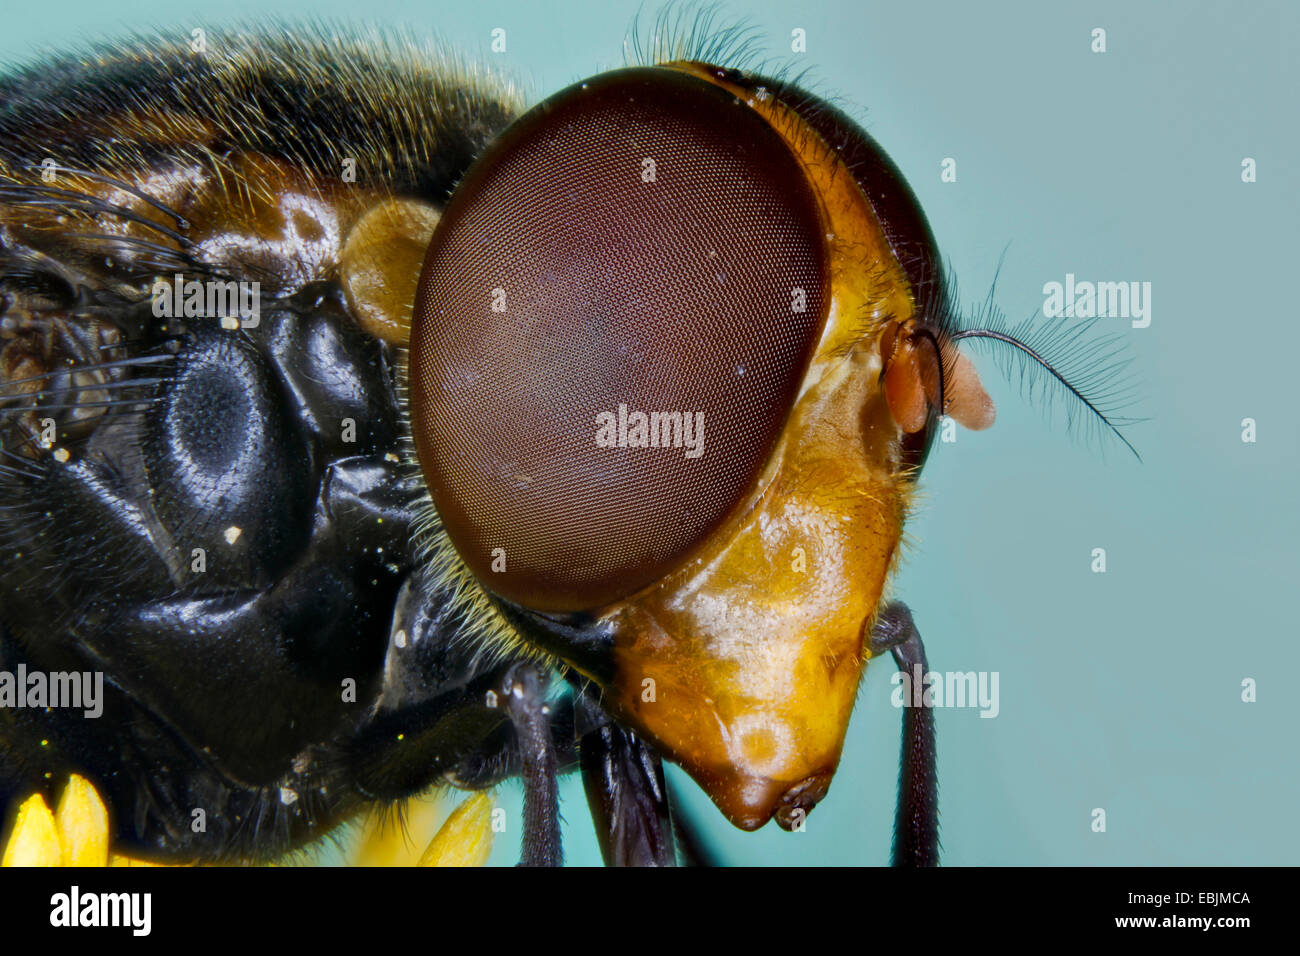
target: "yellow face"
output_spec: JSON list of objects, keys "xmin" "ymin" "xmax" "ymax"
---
[
  {"xmin": 408, "ymin": 62, "xmax": 995, "ymax": 831},
  {"xmin": 605, "ymin": 345, "xmax": 908, "ymax": 829},
  {"xmin": 597, "ymin": 61, "xmax": 910, "ymax": 828},
  {"xmin": 590, "ymin": 63, "xmax": 997, "ymax": 829}
]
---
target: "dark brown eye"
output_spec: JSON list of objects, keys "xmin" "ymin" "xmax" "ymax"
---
[{"xmin": 410, "ymin": 67, "xmax": 827, "ymax": 612}]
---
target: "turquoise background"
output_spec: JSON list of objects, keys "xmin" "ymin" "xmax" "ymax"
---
[{"xmin": 3, "ymin": 1, "xmax": 1294, "ymax": 865}]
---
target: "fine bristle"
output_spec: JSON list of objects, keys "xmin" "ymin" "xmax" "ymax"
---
[
  {"xmin": 947, "ymin": 261, "xmax": 1143, "ymax": 460},
  {"xmin": 393, "ymin": 353, "xmax": 551, "ymax": 671}
]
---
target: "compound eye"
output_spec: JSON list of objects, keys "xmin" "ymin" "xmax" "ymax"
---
[{"xmin": 410, "ymin": 68, "xmax": 827, "ymax": 612}]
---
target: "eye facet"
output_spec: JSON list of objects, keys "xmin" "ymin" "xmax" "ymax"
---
[{"xmin": 410, "ymin": 67, "xmax": 828, "ymax": 613}]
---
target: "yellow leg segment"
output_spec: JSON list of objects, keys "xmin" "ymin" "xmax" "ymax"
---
[
  {"xmin": 418, "ymin": 792, "xmax": 494, "ymax": 867},
  {"xmin": 55, "ymin": 774, "xmax": 110, "ymax": 866},
  {"xmin": 1, "ymin": 792, "xmax": 63, "ymax": 866},
  {"xmin": 352, "ymin": 792, "xmax": 445, "ymax": 867},
  {"xmin": 3, "ymin": 776, "xmax": 495, "ymax": 866}
]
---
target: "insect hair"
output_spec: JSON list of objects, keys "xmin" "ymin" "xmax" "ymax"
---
[
  {"xmin": 394, "ymin": 355, "xmax": 553, "ymax": 673},
  {"xmin": 625, "ymin": 2, "xmax": 849, "ymax": 175},
  {"xmin": 626, "ymin": 1, "xmax": 766, "ymax": 72},
  {"xmin": 945, "ymin": 257, "xmax": 1143, "ymax": 459},
  {"xmin": 0, "ymin": 22, "xmax": 522, "ymax": 203}
]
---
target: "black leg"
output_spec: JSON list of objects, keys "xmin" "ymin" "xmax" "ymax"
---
[
  {"xmin": 574, "ymin": 686, "xmax": 675, "ymax": 866},
  {"xmin": 870, "ymin": 601, "xmax": 940, "ymax": 867},
  {"xmin": 500, "ymin": 661, "xmax": 563, "ymax": 867},
  {"xmin": 665, "ymin": 779, "xmax": 718, "ymax": 867}
]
